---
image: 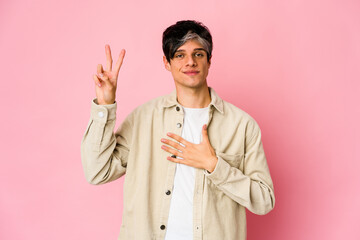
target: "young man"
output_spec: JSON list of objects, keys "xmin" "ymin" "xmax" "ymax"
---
[{"xmin": 81, "ymin": 20, "xmax": 275, "ymax": 240}]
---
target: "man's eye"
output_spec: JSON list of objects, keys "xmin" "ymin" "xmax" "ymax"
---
[
  {"xmin": 195, "ymin": 53, "xmax": 204, "ymax": 57},
  {"xmin": 175, "ymin": 54, "xmax": 184, "ymax": 58}
]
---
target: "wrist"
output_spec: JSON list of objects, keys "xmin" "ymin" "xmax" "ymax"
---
[
  {"xmin": 206, "ymin": 156, "xmax": 218, "ymax": 173},
  {"xmin": 97, "ymin": 99, "xmax": 115, "ymax": 105}
]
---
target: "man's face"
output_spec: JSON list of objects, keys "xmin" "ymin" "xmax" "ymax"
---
[{"xmin": 163, "ymin": 39, "xmax": 211, "ymax": 90}]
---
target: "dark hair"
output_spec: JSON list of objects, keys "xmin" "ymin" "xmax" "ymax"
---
[{"xmin": 162, "ymin": 20, "xmax": 213, "ymax": 63}]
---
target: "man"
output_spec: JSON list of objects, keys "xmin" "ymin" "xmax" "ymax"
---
[{"xmin": 81, "ymin": 20, "xmax": 275, "ymax": 240}]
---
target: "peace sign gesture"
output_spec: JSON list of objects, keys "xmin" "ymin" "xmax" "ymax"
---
[{"xmin": 93, "ymin": 45, "xmax": 126, "ymax": 105}]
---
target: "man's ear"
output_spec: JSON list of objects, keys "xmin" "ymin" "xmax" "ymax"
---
[
  {"xmin": 163, "ymin": 56, "xmax": 171, "ymax": 71},
  {"xmin": 208, "ymin": 55, "xmax": 212, "ymax": 69}
]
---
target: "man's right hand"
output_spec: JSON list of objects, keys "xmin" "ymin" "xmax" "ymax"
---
[{"xmin": 93, "ymin": 45, "xmax": 126, "ymax": 105}]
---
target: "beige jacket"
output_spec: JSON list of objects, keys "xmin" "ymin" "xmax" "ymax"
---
[{"xmin": 81, "ymin": 87, "xmax": 275, "ymax": 240}]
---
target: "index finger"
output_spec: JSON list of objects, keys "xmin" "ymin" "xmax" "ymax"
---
[
  {"xmin": 114, "ymin": 49, "xmax": 126, "ymax": 75},
  {"xmin": 167, "ymin": 132, "xmax": 190, "ymax": 147},
  {"xmin": 105, "ymin": 44, "xmax": 112, "ymax": 72}
]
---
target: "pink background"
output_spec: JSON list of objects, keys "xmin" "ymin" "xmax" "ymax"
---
[{"xmin": 1, "ymin": 0, "xmax": 359, "ymax": 239}]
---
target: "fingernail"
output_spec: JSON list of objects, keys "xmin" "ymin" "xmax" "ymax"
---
[
  {"xmin": 167, "ymin": 132, "xmax": 172, "ymax": 136},
  {"xmin": 98, "ymin": 83, "xmax": 101, "ymax": 87}
]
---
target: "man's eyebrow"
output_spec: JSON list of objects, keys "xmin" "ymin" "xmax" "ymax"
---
[{"xmin": 175, "ymin": 48, "xmax": 207, "ymax": 52}]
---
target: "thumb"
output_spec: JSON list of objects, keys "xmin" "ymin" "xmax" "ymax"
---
[
  {"xmin": 201, "ymin": 124, "xmax": 209, "ymax": 143},
  {"xmin": 97, "ymin": 72, "xmax": 111, "ymax": 85}
]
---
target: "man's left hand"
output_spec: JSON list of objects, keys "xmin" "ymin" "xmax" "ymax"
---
[{"xmin": 160, "ymin": 124, "xmax": 218, "ymax": 173}]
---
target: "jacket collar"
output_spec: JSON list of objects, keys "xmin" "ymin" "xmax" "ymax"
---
[{"xmin": 162, "ymin": 86, "xmax": 224, "ymax": 114}]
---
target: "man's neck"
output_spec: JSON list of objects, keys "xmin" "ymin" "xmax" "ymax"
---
[{"xmin": 175, "ymin": 85, "xmax": 211, "ymax": 108}]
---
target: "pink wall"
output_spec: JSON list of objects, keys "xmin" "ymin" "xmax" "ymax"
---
[{"xmin": 1, "ymin": 0, "xmax": 359, "ymax": 239}]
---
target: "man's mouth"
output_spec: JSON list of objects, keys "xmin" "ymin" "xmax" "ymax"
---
[{"xmin": 183, "ymin": 71, "xmax": 199, "ymax": 76}]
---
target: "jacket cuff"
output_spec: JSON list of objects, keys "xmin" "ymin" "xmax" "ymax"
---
[
  {"xmin": 90, "ymin": 98, "xmax": 117, "ymax": 123},
  {"xmin": 204, "ymin": 155, "xmax": 243, "ymax": 185}
]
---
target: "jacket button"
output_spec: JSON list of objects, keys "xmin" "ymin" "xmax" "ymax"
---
[
  {"xmin": 176, "ymin": 106, "xmax": 180, "ymax": 111},
  {"xmin": 160, "ymin": 225, "xmax": 166, "ymax": 230},
  {"xmin": 166, "ymin": 190, "xmax": 171, "ymax": 195},
  {"xmin": 171, "ymin": 155, "xmax": 176, "ymax": 158},
  {"xmin": 176, "ymin": 123, "xmax": 182, "ymax": 128}
]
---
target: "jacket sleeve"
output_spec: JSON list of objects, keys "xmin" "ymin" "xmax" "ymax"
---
[
  {"xmin": 80, "ymin": 98, "xmax": 133, "ymax": 185},
  {"xmin": 205, "ymin": 119, "xmax": 275, "ymax": 215}
]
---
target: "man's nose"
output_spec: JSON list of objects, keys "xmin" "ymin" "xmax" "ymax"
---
[{"xmin": 185, "ymin": 55, "xmax": 197, "ymax": 66}]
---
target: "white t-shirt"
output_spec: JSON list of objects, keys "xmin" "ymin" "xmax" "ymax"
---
[{"xmin": 164, "ymin": 105, "xmax": 209, "ymax": 240}]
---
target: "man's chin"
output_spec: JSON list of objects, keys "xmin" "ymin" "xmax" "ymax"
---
[{"xmin": 176, "ymin": 82, "xmax": 208, "ymax": 90}]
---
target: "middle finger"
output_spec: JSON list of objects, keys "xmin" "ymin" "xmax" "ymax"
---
[{"xmin": 161, "ymin": 138, "xmax": 185, "ymax": 152}]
